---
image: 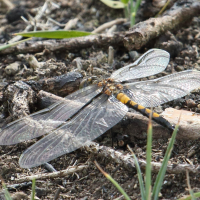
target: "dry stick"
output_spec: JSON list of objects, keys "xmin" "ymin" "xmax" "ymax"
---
[
  {"xmin": 2, "ymin": 0, "xmax": 15, "ymax": 10},
  {"xmin": 108, "ymin": 46, "xmax": 114, "ymax": 65},
  {"xmin": 0, "ymin": 33, "xmax": 125, "ymax": 55},
  {"xmin": 85, "ymin": 142, "xmax": 200, "ymax": 174},
  {"xmin": 1, "ymin": 1, "xmax": 200, "ymax": 55},
  {"xmin": 92, "ymin": 18, "xmax": 127, "ymax": 34},
  {"xmin": 14, "ymin": 165, "xmax": 87, "ymax": 183},
  {"xmin": 54, "ymin": 188, "xmax": 61, "ymax": 200},
  {"xmin": 124, "ymin": 1, "xmax": 200, "ymax": 50}
]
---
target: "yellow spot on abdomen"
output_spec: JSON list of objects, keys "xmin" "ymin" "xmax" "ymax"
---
[
  {"xmin": 129, "ymin": 100, "xmax": 137, "ymax": 106},
  {"xmin": 152, "ymin": 112, "xmax": 160, "ymax": 118},
  {"xmin": 145, "ymin": 108, "xmax": 152, "ymax": 114},
  {"xmin": 145, "ymin": 108, "xmax": 160, "ymax": 118},
  {"xmin": 138, "ymin": 105, "xmax": 145, "ymax": 109},
  {"xmin": 117, "ymin": 93, "xmax": 130, "ymax": 104}
]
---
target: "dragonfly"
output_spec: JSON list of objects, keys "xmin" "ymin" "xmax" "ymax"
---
[{"xmin": 1, "ymin": 49, "xmax": 200, "ymax": 168}]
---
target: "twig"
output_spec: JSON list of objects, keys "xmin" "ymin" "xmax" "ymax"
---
[
  {"xmin": 14, "ymin": 164, "xmax": 88, "ymax": 183},
  {"xmin": 92, "ymin": 18, "xmax": 127, "ymax": 34},
  {"xmin": 54, "ymin": 188, "xmax": 61, "ymax": 200},
  {"xmin": 47, "ymin": 17, "xmax": 66, "ymax": 27},
  {"xmin": 85, "ymin": 142, "xmax": 200, "ymax": 174},
  {"xmin": 107, "ymin": 25, "xmax": 117, "ymax": 33},
  {"xmin": 2, "ymin": 0, "xmax": 15, "ymax": 10},
  {"xmin": 124, "ymin": 1, "xmax": 200, "ymax": 50},
  {"xmin": 0, "ymin": 33, "xmax": 125, "ymax": 55},
  {"xmin": 108, "ymin": 46, "xmax": 114, "ymax": 65},
  {"xmin": 1, "ymin": 1, "xmax": 199, "ymax": 54}
]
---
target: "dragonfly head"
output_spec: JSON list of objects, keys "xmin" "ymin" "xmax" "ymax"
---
[{"xmin": 101, "ymin": 81, "xmax": 124, "ymax": 96}]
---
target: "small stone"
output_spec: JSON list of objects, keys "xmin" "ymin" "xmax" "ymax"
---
[
  {"xmin": 175, "ymin": 57, "xmax": 184, "ymax": 65},
  {"xmin": 5, "ymin": 62, "xmax": 20, "ymax": 75},
  {"xmin": 68, "ymin": 53, "xmax": 75, "ymax": 60},
  {"xmin": 35, "ymin": 187, "xmax": 47, "ymax": 198},
  {"xmin": 120, "ymin": 53, "xmax": 129, "ymax": 61},
  {"xmin": 187, "ymin": 34, "xmax": 194, "ymax": 41},
  {"xmin": 185, "ymin": 56, "xmax": 190, "ymax": 61},
  {"xmin": 174, "ymin": 65, "xmax": 184, "ymax": 72},
  {"xmin": 96, "ymin": 51, "xmax": 107, "ymax": 64},
  {"xmin": 25, "ymin": 55, "xmax": 41, "ymax": 70},
  {"xmin": 186, "ymin": 99, "xmax": 196, "ymax": 108},
  {"xmin": 129, "ymin": 51, "xmax": 139, "ymax": 60},
  {"xmin": 49, "ymin": 65, "xmax": 57, "ymax": 70},
  {"xmin": 193, "ymin": 63, "xmax": 200, "ymax": 71},
  {"xmin": 197, "ymin": 104, "xmax": 200, "ymax": 110},
  {"xmin": 11, "ymin": 192, "xmax": 28, "ymax": 200},
  {"xmin": 154, "ymin": 106, "xmax": 163, "ymax": 114},
  {"xmin": 72, "ymin": 57, "xmax": 83, "ymax": 70}
]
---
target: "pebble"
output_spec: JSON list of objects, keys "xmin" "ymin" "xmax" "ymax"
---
[
  {"xmin": 186, "ymin": 99, "xmax": 197, "ymax": 108},
  {"xmin": 25, "ymin": 55, "xmax": 41, "ymax": 70},
  {"xmin": 174, "ymin": 65, "xmax": 184, "ymax": 72},
  {"xmin": 11, "ymin": 192, "xmax": 28, "ymax": 200},
  {"xmin": 175, "ymin": 57, "xmax": 185, "ymax": 65},
  {"xmin": 5, "ymin": 62, "xmax": 20, "ymax": 75},
  {"xmin": 154, "ymin": 106, "xmax": 163, "ymax": 114},
  {"xmin": 193, "ymin": 63, "xmax": 200, "ymax": 70},
  {"xmin": 129, "ymin": 51, "xmax": 139, "ymax": 60}
]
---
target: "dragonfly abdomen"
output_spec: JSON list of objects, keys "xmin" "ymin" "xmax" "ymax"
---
[{"xmin": 116, "ymin": 93, "xmax": 174, "ymax": 131}]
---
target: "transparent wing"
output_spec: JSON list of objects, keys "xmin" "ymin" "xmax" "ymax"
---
[
  {"xmin": 0, "ymin": 85, "xmax": 102, "ymax": 145},
  {"xmin": 19, "ymin": 94, "xmax": 128, "ymax": 168},
  {"xmin": 123, "ymin": 70, "xmax": 200, "ymax": 107},
  {"xmin": 111, "ymin": 49, "xmax": 170, "ymax": 82}
]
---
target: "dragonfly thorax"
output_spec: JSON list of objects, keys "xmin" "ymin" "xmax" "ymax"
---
[{"xmin": 97, "ymin": 78, "xmax": 124, "ymax": 96}]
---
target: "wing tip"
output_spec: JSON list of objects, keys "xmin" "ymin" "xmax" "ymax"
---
[{"xmin": 19, "ymin": 154, "xmax": 39, "ymax": 169}]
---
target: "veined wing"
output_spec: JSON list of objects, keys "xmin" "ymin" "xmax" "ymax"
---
[
  {"xmin": 111, "ymin": 49, "xmax": 169, "ymax": 82},
  {"xmin": 0, "ymin": 85, "xmax": 102, "ymax": 145},
  {"xmin": 123, "ymin": 70, "xmax": 200, "ymax": 107},
  {"xmin": 19, "ymin": 94, "xmax": 128, "ymax": 168}
]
